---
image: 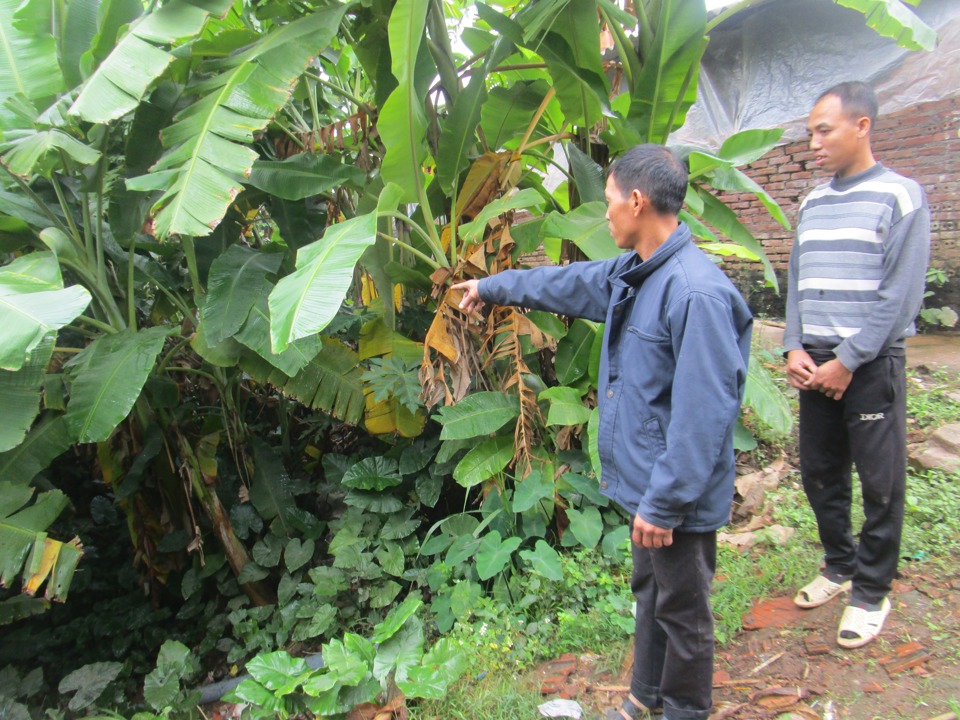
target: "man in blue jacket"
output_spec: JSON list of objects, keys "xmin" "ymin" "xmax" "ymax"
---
[{"xmin": 454, "ymin": 144, "xmax": 752, "ymax": 720}]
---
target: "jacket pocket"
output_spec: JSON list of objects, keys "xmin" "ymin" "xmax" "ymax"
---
[{"xmin": 641, "ymin": 417, "xmax": 666, "ymax": 458}]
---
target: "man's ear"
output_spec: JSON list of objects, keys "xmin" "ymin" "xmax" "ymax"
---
[
  {"xmin": 632, "ymin": 189, "xmax": 644, "ymax": 215},
  {"xmin": 856, "ymin": 116, "xmax": 872, "ymax": 138}
]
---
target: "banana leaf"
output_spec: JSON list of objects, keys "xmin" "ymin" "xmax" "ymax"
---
[
  {"xmin": 0, "ymin": 416, "xmax": 73, "ymax": 486},
  {"xmin": 201, "ymin": 245, "xmax": 282, "ymax": 345},
  {"xmin": 378, "ymin": 0, "xmax": 430, "ymax": 203},
  {"xmin": 629, "ymin": 0, "xmax": 708, "ymax": 143},
  {"xmin": 126, "ymin": 4, "xmax": 349, "ymax": 238},
  {"xmin": 0, "ymin": 280, "xmax": 91, "ymax": 372},
  {"xmin": 247, "ymin": 154, "xmax": 366, "ymax": 201},
  {"xmin": 434, "ymin": 391, "xmax": 520, "ymax": 441},
  {"xmin": 63, "ymin": 326, "xmax": 171, "ymax": 443},
  {"xmin": 236, "ymin": 298, "xmax": 322, "ymax": 377},
  {"xmin": 0, "ymin": 482, "xmax": 81, "ymax": 602},
  {"xmin": 0, "ymin": 335, "xmax": 53, "ymax": 452},
  {"xmin": 268, "ymin": 211, "xmax": 377, "ymax": 354},
  {"xmin": 69, "ymin": 0, "xmax": 234, "ymax": 124},
  {"xmin": 242, "ymin": 337, "xmax": 366, "ymax": 425},
  {"xmin": 0, "ymin": 0, "xmax": 64, "ymax": 127},
  {"xmin": 836, "ymin": 0, "xmax": 936, "ymax": 51}
]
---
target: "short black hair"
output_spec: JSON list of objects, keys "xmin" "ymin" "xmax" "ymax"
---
[
  {"xmin": 607, "ymin": 144, "xmax": 687, "ymax": 216},
  {"xmin": 817, "ymin": 81, "xmax": 878, "ymax": 125}
]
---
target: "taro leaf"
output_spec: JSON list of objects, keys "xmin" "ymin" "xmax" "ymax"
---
[
  {"xmin": 247, "ymin": 154, "xmax": 366, "ymax": 201},
  {"xmin": 397, "ymin": 637, "xmax": 469, "ymax": 699},
  {"xmin": 542, "ymin": 202, "xmax": 619, "ymax": 261},
  {"xmin": 476, "ymin": 530, "xmax": 522, "ymax": 581},
  {"xmin": 284, "ymin": 537, "xmax": 315, "ymax": 572},
  {"xmin": 601, "ymin": 524, "xmax": 630, "ymax": 557},
  {"xmin": 58, "ymin": 662, "xmax": 123, "ymax": 711},
  {"xmin": 512, "ymin": 468, "xmax": 555, "ymax": 513},
  {"xmin": 342, "ymin": 490, "xmax": 403, "ymax": 513},
  {"xmin": 144, "ymin": 640, "xmax": 193, "ymax": 711},
  {"xmin": 519, "ymin": 539, "xmax": 564, "ymax": 581},
  {"xmin": 316, "ymin": 638, "xmax": 369, "ymax": 688},
  {"xmin": 381, "ymin": 507, "xmax": 420, "ymax": 539},
  {"xmin": 539, "ymin": 386, "xmax": 591, "ymax": 426},
  {"xmin": 369, "ymin": 579, "xmax": 402, "ymax": 608},
  {"xmin": 554, "ymin": 318, "xmax": 596, "ymax": 385},
  {"xmin": 452, "ymin": 434, "xmax": 514, "ymax": 488},
  {"xmin": 341, "ymin": 456, "xmax": 402, "ymax": 491},
  {"xmin": 269, "ymin": 211, "xmax": 377, "ymax": 354},
  {"xmin": 557, "ymin": 472, "xmax": 608, "ymax": 507},
  {"xmin": 399, "ymin": 439, "xmax": 436, "ymax": 476},
  {"xmin": 292, "ymin": 604, "xmax": 337, "ymax": 642},
  {"xmin": 0, "ymin": 416, "xmax": 72, "ymax": 486},
  {"xmin": 64, "ymin": 327, "xmax": 170, "ymax": 443},
  {"xmin": 201, "ymin": 246, "xmax": 283, "ymax": 345},
  {"xmin": 372, "ymin": 595, "xmax": 423, "ymax": 643},
  {"xmin": 224, "ymin": 679, "xmax": 284, "ymax": 711},
  {"xmin": 565, "ymin": 506, "xmax": 603, "ymax": 549},
  {"xmin": 743, "ymin": 355, "xmax": 793, "ymax": 436},
  {"xmin": 0, "ymin": 334, "xmax": 53, "ymax": 452},
  {"xmin": 376, "ymin": 542, "xmax": 405, "ymax": 576},
  {"xmin": 435, "ymin": 391, "xmax": 520, "ymax": 440},
  {"xmin": 236, "ymin": 563, "xmax": 269, "ymax": 584},
  {"xmin": 247, "ymin": 651, "xmax": 310, "ymax": 695},
  {"xmin": 445, "ymin": 533, "xmax": 482, "ymax": 567},
  {"xmin": 733, "ymin": 420, "xmax": 758, "ymax": 453},
  {"xmin": 373, "ymin": 618, "xmax": 423, "ymax": 683}
]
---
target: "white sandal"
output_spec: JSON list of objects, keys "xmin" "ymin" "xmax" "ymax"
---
[
  {"xmin": 836, "ymin": 598, "xmax": 892, "ymax": 649},
  {"xmin": 794, "ymin": 575, "xmax": 852, "ymax": 609}
]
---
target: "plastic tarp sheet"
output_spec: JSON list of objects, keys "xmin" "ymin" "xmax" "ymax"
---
[{"xmin": 672, "ymin": 0, "xmax": 960, "ymax": 148}]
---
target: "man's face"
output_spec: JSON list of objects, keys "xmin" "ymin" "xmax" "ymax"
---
[
  {"xmin": 807, "ymin": 94, "xmax": 866, "ymax": 177},
  {"xmin": 605, "ymin": 174, "xmax": 640, "ymax": 251}
]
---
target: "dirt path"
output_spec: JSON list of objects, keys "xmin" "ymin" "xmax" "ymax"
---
[{"xmin": 538, "ymin": 560, "xmax": 960, "ymax": 719}]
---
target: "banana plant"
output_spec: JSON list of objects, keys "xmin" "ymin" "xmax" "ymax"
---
[{"xmin": 0, "ymin": 0, "xmax": 937, "ymax": 619}]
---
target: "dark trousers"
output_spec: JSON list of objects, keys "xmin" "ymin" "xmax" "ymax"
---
[
  {"xmin": 798, "ymin": 353, "xmax": 907, "ymax": 605},
  {"xmin": 630, "ymin": 531, "xmax": 716, "ymax": 720}
]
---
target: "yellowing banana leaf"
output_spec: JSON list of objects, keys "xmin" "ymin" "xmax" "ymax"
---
[
  {"xmin": 364, "ymin": 393, "xmax": 426, "ymax": 438},
  {"xmin": 0, "ymin": 482, "xmax": 81, "ymax": 602}
]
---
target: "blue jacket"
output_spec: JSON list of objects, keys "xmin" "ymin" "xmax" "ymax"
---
[{"xmin": 478, "ymin": 224, "xmax": 752, "ymax": 532}]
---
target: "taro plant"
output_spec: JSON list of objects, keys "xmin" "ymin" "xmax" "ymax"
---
[{"xmin": 224, "ymin": 596, "xmax": 468, "ymax": 718}]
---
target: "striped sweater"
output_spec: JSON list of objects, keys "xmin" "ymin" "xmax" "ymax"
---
[{"xmin": 783, "ymin": 163, "xmax": 930, "ymax": 371}]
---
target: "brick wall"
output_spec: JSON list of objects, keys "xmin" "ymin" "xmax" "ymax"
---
[{"xmin": 717, "ymin": 96, "xmax": 960, "ymax": 319}]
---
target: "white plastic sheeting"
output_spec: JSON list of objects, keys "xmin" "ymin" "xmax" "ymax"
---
[{"xmin": 673, "ymin": 0, "xmax": 960, "ymax": 149}]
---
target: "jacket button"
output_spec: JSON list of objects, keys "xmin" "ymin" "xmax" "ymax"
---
[
  {"xmin": 606, "ymin": 389, "xmax": 614, "ymax": 398},
  {"xmin": 600, "ymin": 482, "xmax": 608, "ymax": 489}
]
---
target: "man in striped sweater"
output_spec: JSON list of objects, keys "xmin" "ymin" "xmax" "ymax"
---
[{"xmin": 783, "ymin": 81, "xmax": 930, "ymax": 648}]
